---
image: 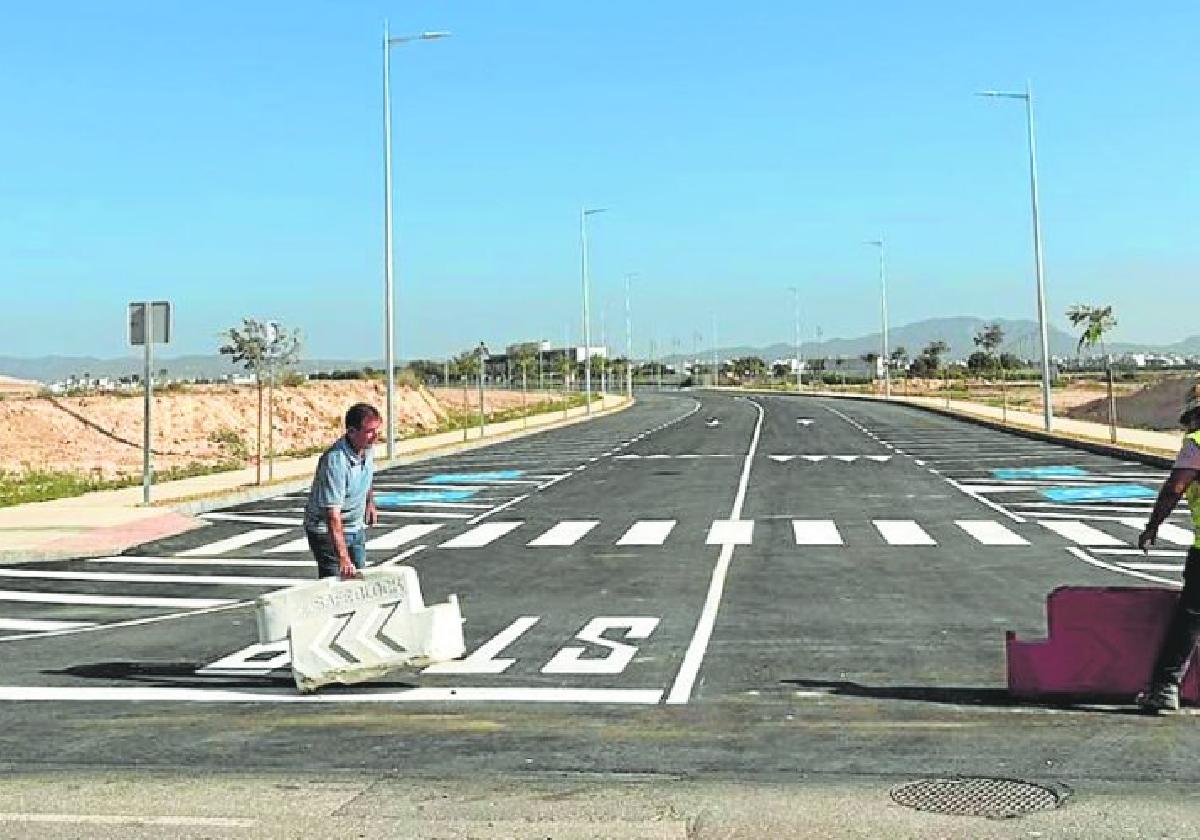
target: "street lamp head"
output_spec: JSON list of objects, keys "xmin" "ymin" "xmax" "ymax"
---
[
  {"xmin": 421, "ymin": 31, "xmax": 452, "ymax": 40},
  {"xmin": 976, "ymin": 90, "xmax": 1028, "ymax": 100},
  {"xmin": 865, "ymin": 239, "xmax": 883, "ymax": 248},
  {"xmin": 583, "ymin": 207, "xmax": 607, "ymax": 216},
  {"xmin": 388, "ymin": 30, "xmax": 451, "ymax": 46}
]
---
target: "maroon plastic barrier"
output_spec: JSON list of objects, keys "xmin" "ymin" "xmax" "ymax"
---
[{"xmin": 1007, "ymin": 586, "xmax": 1200, "ymax": 704}]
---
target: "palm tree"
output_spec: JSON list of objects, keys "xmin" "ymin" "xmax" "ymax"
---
[{"xmin": 1067, "ymin": 304, "xmax": 1119, "ymax": 441}]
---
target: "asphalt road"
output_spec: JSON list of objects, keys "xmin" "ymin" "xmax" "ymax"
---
[{"xmin": 2, "ymin": 390, "xmax": 1199, "ymax": 833}]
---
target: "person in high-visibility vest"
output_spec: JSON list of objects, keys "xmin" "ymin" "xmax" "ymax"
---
[{"xmin": 1137, "ymin": 384, "xmax": 1200, "ymax": 712}]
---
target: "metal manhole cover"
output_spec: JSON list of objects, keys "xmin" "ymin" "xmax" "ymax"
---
[{"xmin": 890, "ymin": 777, "xmax": 1064, "ymax": 818}]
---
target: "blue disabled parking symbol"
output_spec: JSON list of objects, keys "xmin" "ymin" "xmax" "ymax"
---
[
  {"xmin": 375, "ymin": 489, "xmax": 479, "ymax": 506},
  {"xmin": 422, "ymin": 470, "xmax": 524, "ymax": 484},
  {"xmin": 993, "ymin": 466, "xmax": 1089, "ymax": 480},
  {"xmin": 1040, "ymin": 484, "xmax": 1156, "ymax": 503}
]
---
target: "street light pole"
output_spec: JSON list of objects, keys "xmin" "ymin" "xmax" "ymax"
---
[
  {"xmin": 788, "ymin": 286, "xmax": 801, "ymax": 391},
  {"xmin": 865, "ymin": 239, "xmax": 890, "ymax": 397},
  {"xmin": 383, "ymin": 25, "xmax": 449, "ymax": 460},
  {"xmin": 624, "ymin": 274, "xmax": 634, "ymax": 398},
  {"xmin": 978, "ymin": 82, "xmax": 1053, "ymax": 432},
  {"xmin": 580, "ymin": 207, "xmax": 606, "ymax": 414}
]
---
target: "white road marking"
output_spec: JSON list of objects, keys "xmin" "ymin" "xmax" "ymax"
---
[
  {"xmin": 527, "ymin": 521, "xmax": 599, "ymax": 547},
  {"xmin": 377, "ymin": 511, "xmax": 473, "ymax": 519},
  {"xmin": 1093, "ymin": 548, "xmax": 1187, "ymax": 557},
  {"xmin": 955, "ymin": 520, "xmax": 1029, "ymax": 546},
  {"xmin": 1119, "ymin": 562, "xmax": 1184, "ymax": 573},
  {"xmin": 542, "ymin": 617, "xmax": 660, "ymax": 674},
  {"xmin": 178, "ymin": 528, "xmax": 290, "ymax": 557},
  {"xmin": 90, "ymin": 556, "xmax": 312, "ymax": 568},
  {"xmin": 365, "ymin": 524, "xmax": 444, "ymax": 550},
  {"xmin": 801, "ymin": 455, "xmax": 827, "ymax": 462},
  {"xmin": 769, "ymin": 455, "xmax": 796, "ymax": 463},
  {"xmin": 438, "ymin": 521, "xmax": 524, "ymax": 549},
  {"xmin": 668, "ymin": 397, "xmax": 764, "ymax": 705},
  {"xmin": 422, "ymin": 616, "xmax": 540, "ymax": 674},
  {"xmin": 616, "ymin": 520, "xmax": 677, "ymax": 546},
  {"xmin": 1116, "ymin": 518, "xmax": 1193, "ymax": 546},
  {"xmin": 833, "ymin": 456, "xmax": 858, "ymax": 463},
  {"xmin": 199, "ymin": 513, "xmax": 302, "ymax": 526},
  {"xmin": 1066, "ymin": 547, "xmax": 1180, "ymax": 588},
  {"xmin": 0, "ymin": 685, "xmax": 665, "ymax": 704},
  {"xmin": 874, "ymin": 520, "xmax": 937, "ymax": 546},
  {"xmin": 791, "ymin": 520, "xmax": 844, "ymax": 545},
  {"xmin": 1041, "ymin": 520, "xmax": 1127, "ymax": 546},
  {"xmin": 0, "ymin": 814, "xmax": 257, "ymax": 828},
  {"xmin": 705, "ymin": 520, "xmax": 754, "ymax": 545},
  {"xmin": 0, "ymin": 591, "xmax": 232, "ymax": 608},
  {"xmin": 0, "ymin": 619, "xmax": 95, "ymax": 632},
  {"xmin": 262, "ymin": 536, "xmax": 310, "ymax": 554},
  {"xmin": 378, "ymin": 544, "xmax": 428, "ymax": 566},
  {"xmin": 0, "ymin": 569, "xmax": 296, "ymax": 587}
]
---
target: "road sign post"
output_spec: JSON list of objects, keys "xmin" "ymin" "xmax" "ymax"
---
[{"xmin": 129, "ymin": 301, "xmax": 172, "ymax": 504}]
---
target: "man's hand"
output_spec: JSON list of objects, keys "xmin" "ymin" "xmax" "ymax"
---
[
  {"xmin": 366, "ymin": 502, "xmax": 378, "ymax": 527},
  {"xmin": 338, "ymin": 557, "xmax": 358, "ymax": 580},
  {"xmin": 1139, "ymin": 525, "xmax": 1158, "ymax": 553}
]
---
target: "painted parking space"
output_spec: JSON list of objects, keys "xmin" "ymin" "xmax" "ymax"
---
[
  {"xmin": 375, "ymin": 489, "xmax": 480, "ymax": 505},
  {"xmin": 422, "ymin": 470, "xmax": 525, "ymax": 484},
  {"xmin": 992, "ymin": 466, "xmax": 1089, "ymax": 480},
  {"xmin": 1040, "ymin": 484, "xmax": 1156, "ymax": 503}
]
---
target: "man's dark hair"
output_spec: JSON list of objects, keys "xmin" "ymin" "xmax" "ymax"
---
[{"xmin": 345, "ymin": 403, "xmax": 382, "ymax": 430}]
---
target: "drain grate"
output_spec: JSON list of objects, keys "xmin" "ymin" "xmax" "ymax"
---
[{"xmin": 890, "ymin": 777, "xmax": 1064, "ymax": 819}]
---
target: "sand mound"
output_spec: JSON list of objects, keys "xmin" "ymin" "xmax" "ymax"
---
[{"xmin": 1063, "ymin": 375, "xmax": 1197, "ymax": 431}]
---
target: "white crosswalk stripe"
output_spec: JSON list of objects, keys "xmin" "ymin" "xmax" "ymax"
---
[
  {"xmin": 0, "ymin": 619, "xmax": 95, "ymax": 632},
  {"xmin": 527, "ymin": 521, "xmax": 599, "ymax": 547},
  {"xmin": 792, "ymin": 520, "xmax": 843, "ymax": 545},
  {"xmin": 365, "ymin": 524, "xmax": 445, "ymax": 550},
  {"xmin": 439, "ymin": 522, "xmax": 524, "ymax": 549},
  {"xmin": 178, "ymin": 528, "xmax": 289, "ymax": 557},
  {"xmin": 706, "ymin": 520, "xmax": 754, "ymax": 545},
  {"xmin": 874, "ymin": 520, "xmax": 937, "ymax": 546},
  {"xmin": 616, "ymin": 520, "xmax": 677, "ymax": 546},
  {"xmin": 263, "ymin": 537, "xmax": 310, "ymax": 554},
  {"xmin": 1040, "ymin": 520, "xmax": 1127, "ymax": 546},
  {"xmin": 954, "ymin": 520, "xmax": 1029, "ymax": 546}
]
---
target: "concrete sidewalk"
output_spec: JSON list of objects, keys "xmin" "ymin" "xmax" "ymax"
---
[{"xmin": 0, "ymin": 395, "xmax": 631, "ymax": 564}]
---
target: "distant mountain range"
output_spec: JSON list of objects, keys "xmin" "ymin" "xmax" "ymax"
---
[{"xmin": 5, "ymin": 317, "xmax": 1200, "ymax": 383}]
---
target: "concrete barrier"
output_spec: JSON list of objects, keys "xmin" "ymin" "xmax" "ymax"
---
[
  {"xmin": 1007, "ymin": 586, "xmax": 1200, "ymax": 704},
  {"xmin": 255, "ymin": 566, "xmax": 464, "ymax": 693}
]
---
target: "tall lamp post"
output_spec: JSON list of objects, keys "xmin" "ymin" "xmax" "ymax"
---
[
  {"xmin": 788, "ymin": 287, "xmax": 802, "ymax": 391},
  {"xmin": 978, "ymin": 82, "xmax": 1052, "ymax": 431},
  {"xmin": 865, "ymin": 239, "xmax": 890, "ymax": 397},
  {"xmin": 383, "ymin": 26, "xmax": 449, "ymax": 459},
  {"xmin": 624, "ymin": 273, "xmax": 635, "ymax": 398},
  {"xmin": 580, "ymin": 207, "xmax": 606, "ymax": 414}
]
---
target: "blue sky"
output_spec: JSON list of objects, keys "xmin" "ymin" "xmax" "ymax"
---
[{"xmin": 2, "ymin": 1, "xmax": 1197, "ymax": 361}]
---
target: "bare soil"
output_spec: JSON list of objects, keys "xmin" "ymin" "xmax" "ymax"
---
[{"xmin": 0, "ymin": 381, "xmax": 556, "ymax": 479}]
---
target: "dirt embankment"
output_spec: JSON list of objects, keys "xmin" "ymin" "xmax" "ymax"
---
[
  {"xmin": 1062, "ymin": 375, "xmax": 1197, "ymax": 431},
  {"xmin": 0, "ymin": 382, "xmax": 555, "ymax": 479}
]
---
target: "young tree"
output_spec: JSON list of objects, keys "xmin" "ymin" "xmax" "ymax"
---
[
  {"xmin": 218, "ymin": 318, "xmax": 302, "ymax": 484},
  {"xmin": 1067, "ymin": 304, "xmax": 1119, "ymax": 441},
  {"xmin": 973, "ymin": 322, "xmax": 1005, "ymax": 372}
]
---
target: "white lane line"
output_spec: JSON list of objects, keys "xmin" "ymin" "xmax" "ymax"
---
[
  {"xmin": 791, "ymin": 520, "xmax": 844, "ymax": 546},
  {"xmin": 379, "ymin": 544, "xmax": 428, "ymax": 566},
  {"xmin": 705, "ymin": 520, "xmax": 755, "ymax": 545},
  {"xmin": 263, "ymin": 536, "xmax": 310, "ymax": 554},
  {"xmin": 955, "ymin": 520, "xmax": 1029, "ymax": 546},
  {"xmin": 1041, "ymin": 520, "xmax": 1127, "ymax": 546},
  {"xmin": 365, "ymin": 524, "xmax": 444, "ymax": 550},
  {"xmin": 0, "ymin": 619, "xmax": 95, "ymax": 632},
  {"xmin": 668, "ymin": 396, "xmax": 764, "ymax": 705},
  {"xmin": 177, "ymin": 528, "xmax": 290, "ymax": 557},
  {"xmin": 874, "ymin": 520, "xmax": 937, "ymax": 546},
  {"xmin": 0, "ymin": 569, "xmax": 298, "ymax": 587},
  {"xmin": 90, "ymin": 556, "xmax": 312, "ymax": 568},
  {"xmin": 377, "ymin": 511, "xmax": 473, "ymax": 519},
  {"xmin": 1119, "ymin": 562, "xmax": 1184, "ymax": 573},
  {"xmin": 1066, "ymin": 547, "xmax": 1180, "ymax": 588},
  {"xmin": 439, "ymin": 522, "xmax": 524, "ymax": 549},
  {"xmin": 1093, "ymin": 548, "xmax": 1187, "ymax": 557},
  {"xmin": 391, "ymin": 501, "xmax": 492, "ymax": 509},
  {"xmin": 0, "ymin": 591, "xmax": 233, "ymax": 608},
  {"xmin": 527, "ymin": 521, "xmax": 599, "ymax": 547},
  {"xmin": 0, "ymin": 685, "xmax": 665, "ymax": 704},
  {"xmin": 466, "ymin": 493, "xmax": 530, "ymax": 525},
  {"xmin": 1116, "ymin": 518, "xmax": 1193, "ymax": 546},
  {"xmin": 199, "ymin": 513, "xmax": 303, "ymax": 526},
  {"xmin": 616, "ymin": 520, "xmax": 677, "ymax": 546},
  {"xmin": 943, "ymin": 478, "xmax": 1026, "ymax": 523}
]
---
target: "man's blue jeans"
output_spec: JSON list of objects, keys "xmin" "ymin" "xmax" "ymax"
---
[{"xmin": 307, "ymin": 528, "xmax": 367, "ymax": 579}]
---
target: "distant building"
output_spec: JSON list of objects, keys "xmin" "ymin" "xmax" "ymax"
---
[{"xmin": 0, "ymin": 375, "xmax": 40, "ymax": 397}]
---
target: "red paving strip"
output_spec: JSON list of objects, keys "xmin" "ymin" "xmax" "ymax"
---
[{"xmin": 38, "ymin": 512, "xmax": 203, "ymax": 556}]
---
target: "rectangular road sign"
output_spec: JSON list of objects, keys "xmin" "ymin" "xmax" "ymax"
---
[{"xmin": 129, "ymin": 301, "xmax": 171, "ymax": 346}]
